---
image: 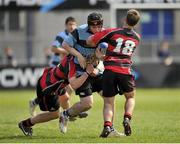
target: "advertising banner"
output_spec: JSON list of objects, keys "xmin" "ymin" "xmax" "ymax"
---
[
  {"xmin": 0, "ymin": 63, "xmax": 180, "ymax": 89},
  {"xmin": 0, "ymin": 66, "xmax": 44, "ymax": 89}
]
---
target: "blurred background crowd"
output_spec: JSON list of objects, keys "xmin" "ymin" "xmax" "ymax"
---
[{"xmin": 0, "ymin": 0, "xmax": 180, "ymax": 88}]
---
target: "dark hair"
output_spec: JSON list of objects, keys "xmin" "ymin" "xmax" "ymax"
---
[
  {"xmin": 87, "ymin": 12, "xmax": 103, "ymax": 26},
  {"xmin": 126, "ymin": 9, "xmax": 140, "ymax": 26},
  {"xmin": 65, "ymin": 16, "xmax": 76, "ymax": 24}
]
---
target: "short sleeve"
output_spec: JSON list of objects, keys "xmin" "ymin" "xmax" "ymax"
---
[
  {"xmin": 64, "ymin": 33, "xmax": 76, "ymax": 48},
  {"xmin": 91, "ymin": 29, "xmax": 114, "ymax": 45},
  {"xmin": 51, "ymin": 32, "xmax": 64, "ymax": 48}
]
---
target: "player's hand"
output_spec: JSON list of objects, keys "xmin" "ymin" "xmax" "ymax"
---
[
  {"xmin": 86, "ymin": 64, "xmax": 94, "ymax": 75},
  {"xmin": 90, "ymin": 68, "xmax": 99, "ymax": 77},
  {"xmin": 77, "ymin": 54, "xmax": 86, "ymax": 69},
  {"xmin": 95, "ymin": 48, "xmax": 105, "ymax": 60}
]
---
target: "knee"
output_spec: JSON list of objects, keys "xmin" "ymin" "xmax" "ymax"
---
[
  {"xmin": 65, "ymin": 85, "xmax": 73, "ymax": 95},
  {"xmin": 59, "ymin": 93, "xmax": 70, "ymax": 103},
  {"xmin": 124, "ymin": 90, "xmax": 135, "ymax": 99},
  {"xmin": 81, "ymin": 99, "xmax": 93, "ymax": 110},
  {"xmin": 87, "ymin": 102, "xmax": 93, "ymax": 109},
  {"xmin": 84, "ymin": 101, "xmax": 93, "ymax": 110}
]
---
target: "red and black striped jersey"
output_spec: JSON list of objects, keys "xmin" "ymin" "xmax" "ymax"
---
[
  {"xmin": 91, "ymin": 27, "xmax": 140, "ymax": 75},
  {"xmin": 40, "ymin": 55, "xmax": 76, "ymax": 93}
]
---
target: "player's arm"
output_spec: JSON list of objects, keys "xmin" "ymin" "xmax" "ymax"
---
[
  {"xmin": 86, "ymin": 36, "xmax": 96, "ymax": 47},
  {"xmin": 51, "ymin": 46, "xmax": 69, "ymax": 55},
  {"xmin": 69, "ymin": 64, "xmax": 94, "ymax": 89},
  {"xmin": 62, "ymin": 41, "xmax": 82, "ymax": 58},
  {"xmin": 95, "ymin": 42, "xmax": 109, "ymax": 60},
  {"xmin": 96, "ymin": 60, "xmax": 104, "ymax": 73},
  {"xmin": 86, "ymin": 30, "xmax": 105, "ymax": 47},
  {"xmin": 69, "ymin": 73, "xmax": 88, "ymax": 90},
  {"xmin": 95, "ymin": 47, "xmax": 105, "ymax": 60},
  {"xmin": 62, "ymin": 31, "xmax": 86, "ymax": 69},
  {"xmin": 87, "ymin": 28, "xmax": 113, "ymax": 47},
  {"xmin": 90, "ymin": 60, "xmax": 104, "ymax": 77},
  {"xmin": 51, "ymin": 34, "xmax": 69, "ymax": 56}
]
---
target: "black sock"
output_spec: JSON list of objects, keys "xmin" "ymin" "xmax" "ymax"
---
[
  {"xmin": 22, "ymin": 118, "xmax": 34, "ymax": 127},
  {"xmin": 34, "ymin": 98, "xmax": 39, "ymax": 104},
  {"xmin": 64, "ymin": 110, "xmax": 71, "ymax": 117}
]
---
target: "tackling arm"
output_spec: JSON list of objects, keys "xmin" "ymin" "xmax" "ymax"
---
[
  {"xmin": 69, "ymin": 64, "xmax": 94, "ymax": 89},
  {"xmin": 69, "ymin": 73, "xmax": 89, "ymax": 90},
  {"xmin": 62, "ymin": 41, "xmax": 86, "ymax": 69},
  {"xmin": 62, "ymin": 42, "xmax": 81, "ymax": 58},
  {"xmin": 51, "ymin": 46, "xmax": 69, "ymax": 55},
  {"xmin": 86, "ymin": 36, "xmax": 96, "ymax": 47}
]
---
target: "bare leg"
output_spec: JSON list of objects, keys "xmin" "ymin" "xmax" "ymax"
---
[
  {"xmin": 31, "ymin": 110, "xmax": 59, "ymax": 124},
  {"xmin": 98, "ymin": 91, "xmax": 115, "ymax": 123},
  {"xmin": 124, "ymin": 90, "xmax": 135, "ymax": 117},
  {"xmin": 67, "ymin": 95, "xmax": 93, "ymax": 117},
  {"xmin": 123, "ymin": 90, "xmax": 136, "ymax": 136},
  {"xmin": 19, "ymin": 110, "xmax": 60, "ymax": 136},
  {"xmin": 103, "ymin": 96, "xmax": 115, "ymax": 123},
  {"xmin": 65, "ymin": 84, "xmax": 73, "ymax": 96},
  {"xmin": 59, "ymin": 92, "xmax": 70, "ymax": 110}
]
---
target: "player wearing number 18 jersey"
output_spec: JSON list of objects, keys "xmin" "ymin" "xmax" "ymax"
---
[
  {"xmin": 89, "ymin": 22, "xmax": 140, "ymax": 76},
  {"xmin": 87, "ymin": 9, "xmax": 141, "ymax": 137}
]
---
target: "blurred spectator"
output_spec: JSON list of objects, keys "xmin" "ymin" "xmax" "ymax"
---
[
  {"xmin": 4, "ymin": 46, "xmax": 17, "ymax": 67},
  {"xmin": 157, "ymin": 41, "xmax": 173, "ymax": 66},
  {"xmin": 0, "ymin": 48, "xmax": 3, "ymax": 65},
  {"xmin": 44, "ymin": 47, "xmax": 52, "ymax": 65}
]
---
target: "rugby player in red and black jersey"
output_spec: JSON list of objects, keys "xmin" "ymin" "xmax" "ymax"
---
[
  {"xmin": 29, "ymin": 17, "xmax": 77, "ymax": 117},
  {"xmin": 18, "ymin": 55, "xmax": 94, "ymax": 136},
  {"xmin": 87, "ymin": 9, "xmax": 141, "ymax": 137}
]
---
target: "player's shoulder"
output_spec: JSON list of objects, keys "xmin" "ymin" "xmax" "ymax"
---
[
  {"xmin": 78, "ymin": 24, "xmax": 88, "ymax": 31},
  {"xmin": 101, "ymin": 27, "xmax": 119, "ymax": 34},
  {"xmin": 56, "ymin": 31, "xmax": 68, "ymax": 38},
  {"xmin": 72, "ymin": 24, "xmax": 88, "ymax": 37},
  {"xmin": 132, "ymin": 30, "xmax": 141, "ymax": 41}
]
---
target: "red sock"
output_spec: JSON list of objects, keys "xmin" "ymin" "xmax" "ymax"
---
[
  {"xmin": 104, "ymin": 121, "xmax": 112, "ymax": 127},
  {"xmin": 124, "ymin": 113, "xmax": 132, "ymax": 120}
]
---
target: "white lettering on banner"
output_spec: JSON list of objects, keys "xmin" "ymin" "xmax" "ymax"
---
[
  {"xmin": 0, "ymin": 68, "xmax": 43, "ymax": 88},
  {"xmin": 89, "ymin": 0, "xmax": 97, "ymax": 5},
  {"xmin": 18, "ymin": 68, "xmax": 43, "ymax": 87},
  {"xmin": 1, "ymin": 69, "xmax": 19, "ymax": 87}
]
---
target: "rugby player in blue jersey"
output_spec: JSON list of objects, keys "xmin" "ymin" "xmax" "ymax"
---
[
  {"xmin": 50, "ymin": 17, "xmax": 77, "ymax": 67},
  {"xmin": 59, "ymin": 13, "xmax": 122, "ymax": 137}
]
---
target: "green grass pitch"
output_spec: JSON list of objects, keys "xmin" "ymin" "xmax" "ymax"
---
[{"xmin": 0, "ymin": 88, "xmax": 180, "ymax": 143}]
